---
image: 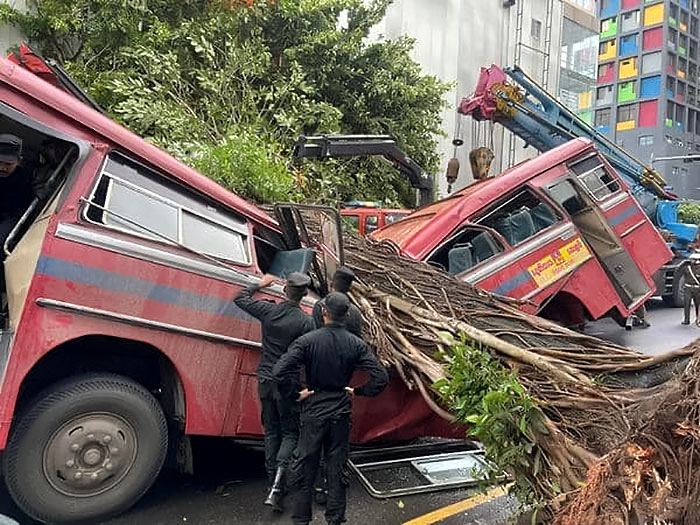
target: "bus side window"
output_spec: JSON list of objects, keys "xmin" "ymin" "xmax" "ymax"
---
[
  {"xmin": 569, "ymin": 155, "xmax": 620, "ymax": 200},
  {"xmin": 476, "ymin": 188, "xmax": 560, "ymax": 246},
  {"xmin": 85, "ymin": 152, "xmax": 251, "ymax": 264},
  {"xmin": 428, "ymin": 227, "xmax": 504, "ymax": 275},
  {"xmin": 547, "ymin": 179, "xmax": 587, "ymax": 215}
]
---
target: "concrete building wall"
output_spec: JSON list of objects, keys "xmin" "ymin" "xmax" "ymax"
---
[
  {"xmin": 0, "ymin": 1, "xmax": 25, "ymax": 54},
  {"xmin": 369, "ymin": 0, "xmax": 563, "ymax": 198}
]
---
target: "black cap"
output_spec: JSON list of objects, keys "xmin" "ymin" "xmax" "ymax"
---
[
  {"xmin": 286, "ymin": 272, "xmax": 311, "ymax": 288},
  {"xmin": 0, "ymin": 134, "xmax": 21, "ymax": 163},
  {"xmin": 324, "ymin": 292, "xmax": 350, "ymax": 320},
  {"xmin": 334, "ymin": 266, "xmax": 355, "ymax": 283},
  {"xmin": 332, "ymin": 266, "xmax": 356, "ymax": 293}
]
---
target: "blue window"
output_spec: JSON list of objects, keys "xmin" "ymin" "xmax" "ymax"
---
[
  {"xmin": 601, "ymin": 0, "xmax": 620, "ymax": 18},
  {"xmin": 620, "ymin": 34, "xmax": 639, "ymax": 56},
  {"xmin": 640, "ymin": 76, "xmax": 661, "ymax": 97}
]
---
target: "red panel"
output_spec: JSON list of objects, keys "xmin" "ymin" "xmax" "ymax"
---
[
  {"xmin": 598, "ymin": 63, "xmax": 615, "ymax": 84},
  {"xmin": 622, "ymin": 0, "xmax": 640, "ymax": 7},
  {"xmin": 639, "ymin": 99, "xmax": 658, "ymax": 127},
  {"xmin": 643, "ymin": 27, "xmax": 663, "ymax": 50}
]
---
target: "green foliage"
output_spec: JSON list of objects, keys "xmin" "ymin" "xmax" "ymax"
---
[
  {"xmin": 679, "ymin": 201, "xmax": 700, "ymax": 225},
  {"xmin": 434, "ymin": 335, "xmax": 545, "ymax": 507},
  {"xmin": 2, "ymin": 0, "xmax": 449, "ymax": 206},
  {"xmin": 187, "ymin": 129, "xmax": 297, "ymax": 203}
]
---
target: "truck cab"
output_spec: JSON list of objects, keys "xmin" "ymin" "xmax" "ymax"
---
[
  {"xmin": 341, "ymin": 202, "xmax": 409, "ymax": 235},
  {"xmin": 374, "ymin": 139, "xmax": 672, "ymax": 326}
]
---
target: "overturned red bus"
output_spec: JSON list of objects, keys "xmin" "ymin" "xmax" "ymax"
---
[{"xmin": 374, "ymin": 139, "xmax": 672, "ymax": 327}]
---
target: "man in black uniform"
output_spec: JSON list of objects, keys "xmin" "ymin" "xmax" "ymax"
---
[
  {"xmin": 234, "ymin": 272, "xmax": 314, "ymax": 510},
  {"xmin": 0, "ymin": 134, "xmax": 35, "ymax": 259},
  {"xmin": 312, "ymin": 266, "xmax": 362, "ymax": 337},
  {"xmin": 310, "ymin": 266, "xmax": 362, "ymax": 504},
  {"xmin": 274, "ymin": 292, "xmax": 388, "ymax": 525},
  {"xmin": 683, "ymin": 253, "xmax": 700, "ymax": 326}
]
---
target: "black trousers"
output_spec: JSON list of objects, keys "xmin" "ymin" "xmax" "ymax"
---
[
  {"xmin": 684, "ymin": 286, "xmax": 700, "ymax": 324},
  {"xmin": 258, "ymin": 379, "xmax": 299, "ymax": 480},
  {"xmin": 290, "ymin": 414, "xmax": 350, "ymax": 525}
]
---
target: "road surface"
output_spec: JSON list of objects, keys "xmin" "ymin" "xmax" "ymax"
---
[{"xmin": 0, "ymin": 300, "xmax": 696, "ymax": 525}]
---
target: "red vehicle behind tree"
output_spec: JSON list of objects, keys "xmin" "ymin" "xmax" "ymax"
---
[
  {"xmin": 373, "ymin": 139, "xmax": 672, "ymax": 327},
  {"xmin": 0, "ymin": 56, "xmax": 453, "ymax": 523},
  {"xmin": 341, "ymin": 203, "xmax": 409, "ymax": 235}
]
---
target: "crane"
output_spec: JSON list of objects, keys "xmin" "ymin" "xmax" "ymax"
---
[{"xmin": 293, "ymin": 134, "xmax": 434, "ymax": 207}]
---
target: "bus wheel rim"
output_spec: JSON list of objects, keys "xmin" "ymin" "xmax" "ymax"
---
[{"xmin": 43, "ymin": 412, "xmax": 138, "ymax": 497}]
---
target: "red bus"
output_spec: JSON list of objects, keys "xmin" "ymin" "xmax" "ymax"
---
[
  {"xmin": 0, "ymin": 57, "xmax": 452, "ymax": 523},
  {"xmin": 373, "ymin": 139, "xmax": 672, "ymax": 327}
]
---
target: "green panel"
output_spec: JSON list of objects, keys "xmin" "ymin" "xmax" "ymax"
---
[
  {"xmin": 665, "ymin": 118, "xmax": 674, "ymax": 127},
  {"xmin": 679, "ymin": 46, "xmax": 686, "ymax": 56},
  {"xmin": 600, "ymin": 18, "xmax": 618, "ymax": 38},
  {"xmin": 617, "ymin": 82, "xmax": 636, "ymax": 102},
  {"xmin": 577, "ymin": 111, "xmax": 593, "ymax": 124},
  {"xmin": 669, "ymin": 17, "xmax": 677, "ymax": 26}
]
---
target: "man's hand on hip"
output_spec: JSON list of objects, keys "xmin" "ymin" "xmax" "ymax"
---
[{"xmin": 298, "ymin": 388, "xmax": 315, "ymax": 402}]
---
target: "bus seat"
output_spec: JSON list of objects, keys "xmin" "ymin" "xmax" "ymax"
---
[
  {"xmin": 510, "ymin": 207, "xmax": 536, "ymax": 244},
  {"xmin": 496, "ymin": 215, "xmax": 515, "ymax": 245},
  {"xmin": 448, "ymin": 243, "xmax": 474, "ymax": 275},
  {"xmin": 531, "ymin": 203, "xmax": 557, "ymax": 231},
  {"xmin": 471, "ymin": 232, "xmax": 500, "ymax": 263},
  {"xmin": 268, "ymin": 248, "xmax": 315, "ymax": 278}
]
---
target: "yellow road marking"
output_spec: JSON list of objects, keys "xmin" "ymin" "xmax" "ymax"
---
[{"xmin": 402, "ymin": 485, "xmax": 510, "ymax": 525}]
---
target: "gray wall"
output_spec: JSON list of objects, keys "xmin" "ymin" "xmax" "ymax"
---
[
  {"xmin": 369, "ymin": 0, "xmax": 564, "ymax": 198},
  {"xmin": 0, "ymin": 1, "xmax": 25, "ymax": 54}
]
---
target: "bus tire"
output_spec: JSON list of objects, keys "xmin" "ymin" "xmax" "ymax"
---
[{"xmin": 3, "ymin": 373, "xmax": 168, "ymax": 524}]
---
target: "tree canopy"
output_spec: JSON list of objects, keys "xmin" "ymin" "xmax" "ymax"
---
[{"xmin": 1, "ymin": 0, "xmax": 450, "ymax": 206}]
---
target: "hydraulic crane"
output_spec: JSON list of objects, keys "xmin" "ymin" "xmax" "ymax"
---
[
  {"xmin": 293, "ymin": 134, "xmax": 434, "ymax": 207},
  {"xmin": 459, "ymin": 64, "xmax": 698, "ymax": 305}
]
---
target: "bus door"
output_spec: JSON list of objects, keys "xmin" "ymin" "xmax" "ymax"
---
[
  {"xmin": 543, "ymin": 176, "xmax": 650, "ymax": 308},
  {"xmin": 567, "ymin": 154, "xmax": 671, "ymax": 279}
]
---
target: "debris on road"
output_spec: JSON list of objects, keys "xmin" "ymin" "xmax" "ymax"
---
[{"xmin": 335, "ymin": 228, "xmax": 699, "ymax": 524}]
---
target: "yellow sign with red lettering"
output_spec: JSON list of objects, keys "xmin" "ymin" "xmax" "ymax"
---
[{"xmin": 527, "ymin": 237, "xmax": 591, "ymax": 288}]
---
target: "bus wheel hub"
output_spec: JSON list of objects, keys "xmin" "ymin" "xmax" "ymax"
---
[{"xmin": 44, "ymin": 413, "xmax": 137, "ymax": 496}]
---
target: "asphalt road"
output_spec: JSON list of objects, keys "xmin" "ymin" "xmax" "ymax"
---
[
  {"xmin": 0, "ymin": 437, "xmax": 518, "ymax": 525},
  {"xmin": 584, "ymin": 298, "xmax": 699, "ymax": 355},
  {"xmin": 0, "ymin": 300, "xmax": 696, "ymax": 525}
]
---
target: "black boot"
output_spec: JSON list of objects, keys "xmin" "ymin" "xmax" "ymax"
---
[{"xmin": 264, "ymin": 466, "xmax": 285, "ymax": 512}]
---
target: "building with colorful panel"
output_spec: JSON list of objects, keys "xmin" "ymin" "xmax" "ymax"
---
[{"xmin": 595, "ymin": 0, "xmax": 700, "ymax": 199}]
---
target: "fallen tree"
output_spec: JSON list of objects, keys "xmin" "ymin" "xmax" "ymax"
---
[{"xmin": 334, "ymin": 229, "xmax": 699, "ymax": 524}]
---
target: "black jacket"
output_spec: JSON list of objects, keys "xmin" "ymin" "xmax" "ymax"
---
[
  {"xmin": 234, "ymin": 284, "xmax": 314, "ymax": 381},
  {"xmin": 0, "ymin": 164, "xmax": 35, "ymax": 219},
  {"xmin": 311, "ymin": 298, "xmax": 363, "ymax": 337},
  {"xmin": 273, "ymin": 323, "xmax": 388, "ymax": 419}
]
